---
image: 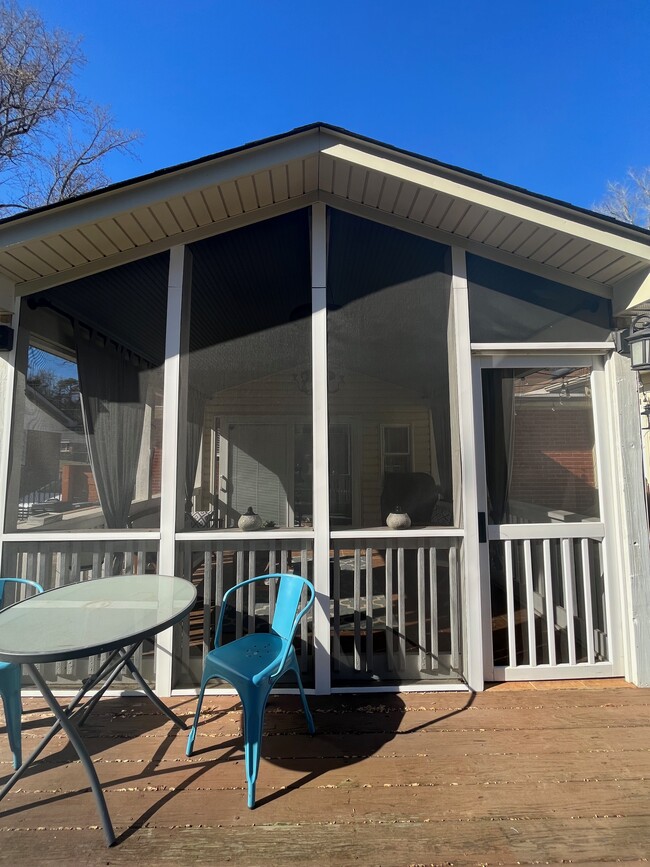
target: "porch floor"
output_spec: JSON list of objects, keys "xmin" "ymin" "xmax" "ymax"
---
[{"xmin": 0, "ymin": 680, "xmax": 649, "ymax": 865}]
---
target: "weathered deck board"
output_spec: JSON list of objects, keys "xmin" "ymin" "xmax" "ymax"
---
[{"xmin": 0, "ymin": 682, "xmax": 649, "ymax": 865}]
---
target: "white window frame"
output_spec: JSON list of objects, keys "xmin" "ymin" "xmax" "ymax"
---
[{"xmin": 380, "ymin": 423, "xmax": 412, "ymax": 478}]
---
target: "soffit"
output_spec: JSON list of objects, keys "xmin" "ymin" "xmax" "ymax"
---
[{"xmin": 0, "ymin": 125, "xmax": 649, "ymax": 305}]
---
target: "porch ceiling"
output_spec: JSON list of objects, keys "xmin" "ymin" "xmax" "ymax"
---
[{"xmin": 1, "ymin": 123, "xmax": 650, "ymax": 312}]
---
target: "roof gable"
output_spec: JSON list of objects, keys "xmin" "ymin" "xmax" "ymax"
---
[{"xmin": 1, "ymin": 123, "xmax": 649, "ymax": 313}]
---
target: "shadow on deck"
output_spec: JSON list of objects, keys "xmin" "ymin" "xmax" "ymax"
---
[{"xmin": 0, "ymin": 680, "xmax": 649, "ymax": 865}]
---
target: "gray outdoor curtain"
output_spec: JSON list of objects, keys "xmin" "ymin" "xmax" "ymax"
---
[
  {"xmin": 75, "ymin": 324, "xmax": 147, "ymax": 530},
  {"xmin": 482, "ymin": 369, "xmax": 515, "ymax": 524}
]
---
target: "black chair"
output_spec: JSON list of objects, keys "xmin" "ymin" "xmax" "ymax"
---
[{"xmin": 380, "ymin": 472, "xmax": 440, "ymax": 526}]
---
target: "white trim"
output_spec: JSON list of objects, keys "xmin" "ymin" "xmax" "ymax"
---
[
  {"xmin": 156, "ymin": 245, "xmax": 192, "ymax": 695},
  {"xmin": 1, "ymin": 131, "xmax": 324, "ymax": 250},
  {"xmin": 380, "ymin": 423, "xmax": 412, "ymax": 476},
  {"xmin": 24, "ymin": 682, "xmax": 471, "ymax": 698},
  {"xmin": 475, "ymin": 353, "xmax": 622, "ymax": 683},
  {"xmin": 321, "ymin": 143, "xmax": 650, "ymax": 263},
  {"xmin": 612, "ymin": 264, "xmax": 650, "ymax": 314},
  {"xmin": 0, "ymin": 292, "xmax": 19, "ymax": 567},
  {"xmin": 602, "ymin": 353, "xmax": 645, "ymax": 682},
  {"xmin": 472, "ymin": 343, "xmax": 614, "ymax": 353},
  {"xmin": 2, "ymin": 531, "xmax": 161, "ymax": 542},
  {"xmin": 13, "ymin": 195, "xmax": 319, "ymax": 296},
  {"xmin": 318, "ymin": 193, "xmax": 616, "ymax": 299},
  {"xmin": 451, "ymin": 246, "xmax": 484, "ymax": 692},
  {"xmin": 311, "ymin": 202, "xmax": 331, "ymax": 695},
  {"xmin": 175, "ymin": 529, "xmax": 315, "ymax": 543},
  {"xmin": 330, "ymin": 528, "xmax": 463, "ymax": 540},
  {"xmin": 488, "ymin": 523, "xmax": 605, "ymax": 541},
  {"xmin": 168, "ymin": 682, "xmax": 470, "ymax": 696},
  {"xmin": 492, "ymin": 663, "xmax": 614, "ymax": 682},
  {"xmin": 471, "ymin": 356, "xmax": 494, "ymax": 681},
  {"xmin": 476, "ymin": 353, "xmax": 597, "ymax": 370},
  {"xmin": 590, "ymin": 356, "xmax": 622, "ymax": 673},
  {"xmin": 0, "ymin": 274, "xmax": 14, "ymax": 312}
]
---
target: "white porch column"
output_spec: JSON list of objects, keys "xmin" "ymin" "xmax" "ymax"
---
[
  {"xmin": 311, "ymin": 203, "xmax": 331, "ymax": 694},
  {"xmin": 607, "ymin": 352, "xmax": 650, "ymax": 686},
  {"xmin": 450, "ymin": 247, "xmax": 485, "ymax": 691},
  {"xmin": 0, "ymin": 290, "xmax": 18, "ymax": 568},
  {"xmin": 156, "ymin": 245, "xmax": 192, "ymax": 695}
]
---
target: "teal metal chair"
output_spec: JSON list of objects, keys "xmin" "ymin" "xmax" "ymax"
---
[
  {"xmin": 186, "ymin": 573, "xmax": 315, "ymax": 807},
  {"xmin": 0, "ymin": 578, "xmax": 44, "ymax": 769}
]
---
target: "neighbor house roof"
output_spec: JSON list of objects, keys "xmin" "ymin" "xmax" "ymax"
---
[{"xmin": 1, "ymin": 122, "xmax": 649, "ymax": 314}]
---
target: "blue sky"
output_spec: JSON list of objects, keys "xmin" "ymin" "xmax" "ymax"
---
[{"xmin": 31, "ymin": 0, "xmax": 650, "ymax": 212}]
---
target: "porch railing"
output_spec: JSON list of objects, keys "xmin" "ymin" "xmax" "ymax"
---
[
  {"xmin": 175, "ymin": 536, "xmax": 315, "ymax": 688},
  {"xmin": 489, "ymin": 525, "xmax": 610, "ymax": 674},
  {"xmin": 330, "ymin": 534, "xmax": 463, "ymax": 684},
  {"xmin": 1, "ymin": 538, "xmax": 160, "ymax": 685}
]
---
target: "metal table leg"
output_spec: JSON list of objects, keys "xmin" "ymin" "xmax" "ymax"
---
[
  {"xmin": 0, "ymin": 649, "xmax": 125, "ymax": 798},
  {"xmin": 118, "ymin": 648, "xmax": 187, "ymax": 729},
  {"xmin": 25, "ymin": 664, "xmax": 116, "ymax": 847},
  {"xmin": 0, "ymin": 640, "xmax": 185, "ymax": 846}
]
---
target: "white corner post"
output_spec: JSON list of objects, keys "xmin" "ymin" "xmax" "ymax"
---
[
  {"xmin": 0, "ymin": 288, "xmax": 18, "ymax": 570},
  {"xmin": 607, "ymin": 351, "xmax": 650, "ymax": 686},
  {"xmin": 450, "ymin": 247, "xmax": 485, "ymax": 691},
  {"xmin": 156, "ymin": 245, "xmax": 193, "ymax": 695},
  {"xmin": 311, "ymin": 202, "xmax": 332, "ymax": 695}
]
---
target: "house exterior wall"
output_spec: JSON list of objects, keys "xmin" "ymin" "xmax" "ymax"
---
[{"xmin": 197, "ymin": 369, "xmax": 435, "ymax": 528}]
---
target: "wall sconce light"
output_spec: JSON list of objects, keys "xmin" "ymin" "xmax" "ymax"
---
[{"xmin": 615, "ymin": 314, "xmax": 650, "ymax": 370}]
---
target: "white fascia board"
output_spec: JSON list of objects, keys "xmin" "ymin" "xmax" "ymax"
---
[
  {"xmin": 0, "ymin": 275, "xmax": 15, "ymax": 312},
  {"xmin": 322, "ymin": 143, "xmax": 650, "ymax": 264},
  {"xmin": 0, "ymin": 129, "xmax": 323, "ymax": 250},
  {"xmin": 12, "ymin": 193, "xmax": 319, "ymax": 297},
  {"xmin": 319, "ymin": 192, "xmax": 613, "ymax": 299},
  {"xmin": 612, "ymin": 266, "xmax": 650, "ymax": 314}
]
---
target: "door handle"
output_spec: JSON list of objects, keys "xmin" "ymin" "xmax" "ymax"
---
[{"xmin": 478, "ymin": 511, "xmax": 487, "ymax": 544}]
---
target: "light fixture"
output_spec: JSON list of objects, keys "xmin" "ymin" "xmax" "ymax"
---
[
  {"xmin": 616, "ymin": 313, "xmax": 650, "ymax": 370},
  {"xmin": 640, "ymin": 386, "xmax": 650, "ymax": 431}
]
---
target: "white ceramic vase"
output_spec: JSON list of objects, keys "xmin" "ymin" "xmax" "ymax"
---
[
  {"xmin": 238, "ymin": 507, "xmax": 263, "ymax": 531},
  {"xmin": 386, "ymin": 511, "xmax": 411, "ymax": 530}
]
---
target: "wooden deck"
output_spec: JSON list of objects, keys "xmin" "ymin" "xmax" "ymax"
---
[{"xmin": 0, "ymin": 680, "xmax": 649, "ymax": 865}]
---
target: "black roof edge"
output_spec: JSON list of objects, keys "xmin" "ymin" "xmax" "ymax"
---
[{"xmin": 2, "ymin": 121, "xmax": 649, "ymax": 242}]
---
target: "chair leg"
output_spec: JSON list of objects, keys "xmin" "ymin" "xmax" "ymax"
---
[
  {"xmin": 241, "ymin": 691, "xmax": 268, "ymax": 809},
  {"xmin": 0, "ymin": 668, "xmax": 23, "ymax": 770},
  {"xmin": 292, "ymin": 661, "xmax": 315, "ymax": 735},
  {"xmin": 186, "ymin": 676, "xmax": 210, "ymax": 757}
]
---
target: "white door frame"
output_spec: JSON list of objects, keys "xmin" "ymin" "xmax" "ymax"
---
[{"xmin": 472, "ymin": 351, "xmax": 623, "ymax": 682}]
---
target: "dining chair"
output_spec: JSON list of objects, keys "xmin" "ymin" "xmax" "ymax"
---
[
  {"xmin": 0, "ymin": 578, "xmax": 44, "ymax": 769},
  {"xmin": 186, "ymin": 572, "xmax": 315, "ymax": 807}
]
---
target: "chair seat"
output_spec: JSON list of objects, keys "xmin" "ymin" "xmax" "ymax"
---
[{"xmin": 207, "ymin": 633, "xmax": 286, "ymax": 683}]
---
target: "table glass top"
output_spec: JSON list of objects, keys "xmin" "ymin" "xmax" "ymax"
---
[{"xmin": 0, "ymin": 574, "xmax": 196, "ymax": 663}]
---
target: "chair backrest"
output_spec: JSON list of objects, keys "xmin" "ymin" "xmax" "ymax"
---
[
  {"xmin": 270, "ymin": 573, "xmax": 314, "ymax": 643},
  {"xmin": 0, "ymin": 577, "xmax": 43, "ymax": 608}
]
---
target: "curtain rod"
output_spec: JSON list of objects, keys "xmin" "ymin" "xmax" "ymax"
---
[{"xmin": 25, "ymin": 296, "xmax": 157, "ymax": 369}]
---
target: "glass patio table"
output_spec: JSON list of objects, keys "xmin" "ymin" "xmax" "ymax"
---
[{"xmin": 0, "ymin": 574, "xmax": 196, "ymax": 846}]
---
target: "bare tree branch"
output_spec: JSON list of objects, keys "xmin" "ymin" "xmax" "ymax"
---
[
  {"xmin": 595, "ymin": 167, "xmax": 650, "ymax": 229},
  {"xmin": 0, "ymin": 0, "xmax": 140, "ymax": 213}
]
